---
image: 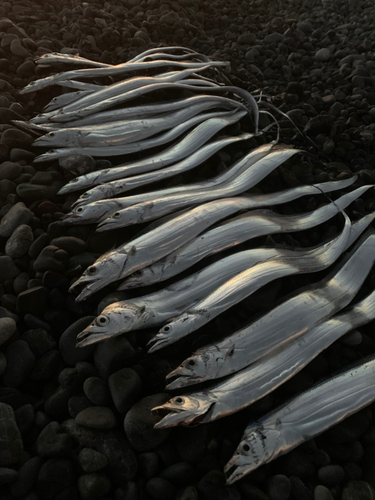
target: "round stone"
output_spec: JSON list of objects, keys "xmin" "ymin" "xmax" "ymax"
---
[
  {"xmin": 0, "ymin": 317, "xmax": 16, "ymax": 346},
  {"xmin": 83, "ymin": 377, "xmax": 111, "ymax": 406},
  {"xmin": 0, "ymin": 403, "xmax": 24, "ymax": 467},
  {"xmin": 75, "ymin": 407, "xmax": 117, "ymax": 429},
  {"xmin": 5, "ymin": 224, "xmax": 34, "ymax": 258},
  {"xmin": 78, "ymin": 448, "xmax": 108, "ymax": 473},
  {"xmin": 108, "ymin": 367, "xmax": 142, "ymax": 414},
  {"xmin": 78, "ymin": 473, "xmax": 111, "ymax": 500}
]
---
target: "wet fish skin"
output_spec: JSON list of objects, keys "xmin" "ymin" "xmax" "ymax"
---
[
  {"xmin": 166, "ymin": 232, "xmax": 375, "ymax": 389},
  {"xmin": 153, "ymin": 286, "xmax": 375, "ymax": 429},
  {"xmin": 69, "ymin": 178, "xmax": 357, "ymax": 301},
  {"xmin": 58, "ymin": 110, "xmax": 247, "ymax": 194},
  {"xmin": 120, "ymin": 186, "xmax": 373, "ymax": 289},
  {"xmin": 71, "ymin": 134, "xmax": 254, "ymax": 208},
  {"xmin": 225, "ymin": 352, "xmax": 375, "ymax": 484}
]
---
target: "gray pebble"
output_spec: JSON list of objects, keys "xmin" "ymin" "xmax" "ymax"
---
[
  {"xmin": 146, "ymin": 477, "xmax": 176, "ymax": 500},
  {"xmin": 175, "ymin": 485, "xmax": 199, "ymax": 500},
  {"xmin": 14, "ymin": 403, "xmax": 34, "ymax": 434},
  {"xmin": 68, "ymin": 394, "xmax": 93, "ymax": 418},
  {"xmin": 0, "ymin": 317, "xmax": 16, "ymax": 346},
  {"xmin": 94, "ymin": 335, "xmax": 135, "ymax": 380},
  {"xmin": 16, "ymin": 181, "xmax": 64, "ymax": 201},
  {"xmin": 78, "ymin": 448, "xmax": 108, "ymax": 473},
  {"xmin": 160, "ymin": 462, "xmax": 199, "ymax": 485},
  {"xmin": 59, "ymin": 154, "xmax": 96, "ymax": 177},
  {"xmin": 0, "ymin": 467, "xmax": 18, "ymax": 484},
  {"xmin": 267, "ymin": 474, "xmax": 291, "ymax": 500},
  {"xmin": 78, "ymin": 473, "xmax": 111, "ymax": 500},
  {"xmin": 50, "ymin": 236, "xmax": 87, "ymax": 255},
  {"xmin": 75, "ymin": 406, "xmax": 117, "ymax": 429},
  {"xmin": 33, "ymin": 245, "xmax": 67, "ymax": 273},
  {"xmin": 21, "ymin": 328, "xmax": 56, "ymax": 357},
  {"xmin": 0, "ymin": 403, "xmax": 24, "ymax": 467},
  {"xmin": 138, "ymin": 452, "xmax": 159, "ymax": 479},
  {"xmin": 36, "ymin": 421, "xmax": 73, "ymax": 458},
  {"xmin": 16, "ymin": 286, "xmax": 49, "ymax": 316},
  {"xmin": 83, "ymin": 377, "xmax": 111, "ymax": 406},
  {"xmin": 174, "ymin": 425, "xmax": 207, "ymax": 463},
  {"xmin": 59, "ymin": 316, "xmax": 96, "ymax": 366},
  {"xmin": 342, "ymin": 481, "xmax": 375, "ymax": 500},
  {"xmin": 315, "ymin": 48, "xmax": 331, "ymax": 61},
  {"xmin": 36, "ymin": 458, "xmax": 75, "ymax": 499},
  {"xmin": 0, "ymin": 256, "xmax": 20, "ymax": 284},
  {"xmin": 5, "ymin": 224, "xmax": 33, "ymax": 258},
  {"xmin": 314, "ymin": 485, "xmax": 334, "ymax": 500},
  {"xmin": 108, "ymin": 367, "xmax": 142, "ymax": 414},
  {"xmin": 0, "ymin": 352, "xmax": 6, "ymax": 376},
  {"xmin": 0, "ymin": 161, "xmax": 22, "ymax": 181},
  {"xmin": 8, "ymin": 456, "xmax": 43, "ymax": 497},
  {"xmin": 124, "ymin": 393, "xmax": 171, "ymax": 452},
  {"xmin": 3, "ymin": 340, "xmax": 36, "ymax": 387},
  {"xmin": 9, "ymin": 38, "xmax": 31, "ymax": 58},
  {"xmin": 13, "ymin": 271, "xmax": 29, "ymax": 294}
]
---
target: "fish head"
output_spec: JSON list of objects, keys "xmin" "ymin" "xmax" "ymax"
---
[
  {"xmin": 69, "ymin": 251, "xmax": 127, "ymax": 301},
  {"xmin": 62, "ymin": 201, "xmax": 118, "ymax": 225},
  {"xmin": 75, "ymin": 302, "xmax": 143, "ymax": 347},
  {"xmin": 164, "ymin": 349, "xmax": 220, "ymax": 390},
  {"xmin": 224, "ymin": 422, "xmax": 280, "ymax": 484},
  {"xmin": 96, "ymin": 209, "xmax": 129, "ymax": 232},
  {"xmin": 118, "ymin": 266, "xmax": 161, "ymax": 290},
  {"xmin": 147, "ymin": 311, "xmax": 203, "ymax": 353},
  {"xmin": 71, "ymin": 188, "xmax": 105, "ymax": 207},
  {"xmin": 152, "ymin": 393, "xmax": 215, "ymax": 428},
  {"xmin": 58, "ymin": 176, "xmax": 84, "ymax": 195},
  {"xmin": 33, "ymin": 129, "xmax": 72, "ymax": 148}
]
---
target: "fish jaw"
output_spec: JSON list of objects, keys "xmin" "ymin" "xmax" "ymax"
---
[
  {"xmin": 152, "ymin": 395, "xmax": 215, "ymax": 428},
  {"xmin": 58, "ymin": 178, "xmax": 85, "ymax": 195},
  {"xmin": 147, "ymin": 311, "xmax": 204, "ymax": 352},
  {"xmin": 224, "ymin": 425, "xmax": 280, "ymax": 484},
  {"xmin": 69, "ymin": 253, "xmax": 127, "ymax": 301},
  {"xmin": 96, "ymin": 210, "xmax": 136, "ymax": 232},
  {"xmin": 75, "ymin": 309, "xmax": 124, "ymax": 347}
]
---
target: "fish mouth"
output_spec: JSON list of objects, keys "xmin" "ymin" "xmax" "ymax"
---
[
  {"xmin": 69, "ymin": 277, "xmax": 101, "ymax": 302},
  {"xmin": 146, "ymin": 334, "xmax": 170, "ymax": 353},
  {"xmin": 152, "ymin": 403, "xmax": 212, "ymax": 428},
  {"xmin": 95, "ymin": 219, "xmax": 114, "ymax": 232},
  {"xmin": 224, "ymin": 460, "xmax": 247, "ymax": 485},
  {"xmin": 60, "ymin": 212, "xmax": 79, "ymax": 224},
  {"xmin": 165, "ymin": 375, "xmax": 197, "ymax": 390},
  {"xmin": 76, "ymin": 329, "xmax": 108, "ymax": 348}
]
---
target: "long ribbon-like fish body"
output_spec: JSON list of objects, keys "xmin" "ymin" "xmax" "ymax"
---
[
  {"xmin": 40, "ymin": 83, "xmax": 258, "ymax": 130},
  {"xmin": 127, "ymin": 46, "xmax": 203, "ymax": 62},
  {"xmin": 76, "ymin": 213, "xmax": 371, "ymax": 347},
  {"xmin": 43, "ymin": 90, "xmax": 96, "ymax": 113},
  {"xmin": 35, "ymin": 52, "xmax": 112, "ymax": 68},
  {"xmin": 75, "ymin": 214, "xmax": 351, "ymax": 347},
  {"xmin": 21, "ymin": 59, "xmax": 229, "ymax": 95},
  {"xmin": 120, "ymin": 186, "xmax": 373, "ymax": 289},
  {"xmin": 40, "ymin": 95, "xmax": 248, "ymax": 130},
  {"xmin": 56, "ymin": 80, "xmax": 105, "ymax": 91},
  {"xmin": 58, "ymin": 111, "xmax": 247, "ymax": 194},
  {"xmin": 68, "ymin": 134, "xmax": 254, "ymax": 210},
  {"xmin": 35, "ymin": 108, "xmax": 245, "ymax": 163},
  {"xmin": 153, "ymin": 287, "xmax": 375, "ymax": 428},
  {"xmin": 147, "ymin": 211, "xmax": 355, "ymax": 352},
  {"xmin": 30, "ymin": 66, "xmax": 212, "ymax": 123},
  {"xmin": 33, "ymin": 100, "xmax": 240, "ymax": 149},
  {"xmin": 69, "ymin": 178, "xmax": 356, "ymax": 301},
  {"xmin": 165, "ymin": 232, "xmax": 375, "ymax": 389},
  {"xmin": 225, "ymin": 352, "xmax": 375, "ymax": 484},
  {"xmin": 62, "ymin": 134, "xmax": 257, "ymax": 224},
  {"xmin": 96, "ymin": 147, "xmax": 306, "ymax": 230}
]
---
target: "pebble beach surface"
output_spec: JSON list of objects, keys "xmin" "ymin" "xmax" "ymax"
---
[{"xmin": 1, "ymin": 0, "xmax": 375, "ymax": 499}]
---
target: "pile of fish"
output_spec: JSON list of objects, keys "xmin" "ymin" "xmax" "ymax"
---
[{"xmin": 20, "ymin": 46, "xmax": 375, "ymax": 484}]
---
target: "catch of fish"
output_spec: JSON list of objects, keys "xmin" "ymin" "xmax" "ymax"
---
[{"xmin": 21, "ymin": 46, "xmax": 375, "ymax": 484}]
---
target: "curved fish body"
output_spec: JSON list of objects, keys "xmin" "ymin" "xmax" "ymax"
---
[
  {"xmin": 225, "ymin": 352, "xmax": 375, "ymax": 484},
  {"xmin": 56, "ymin": 80, "xmax": 105, "ymax": 91},
  {"xmin": 120, "ymin": 186, "xmax": 373, "ymax": 289},
  {"xmin": 76, "ymin": 213, "xmax": 367, "ymax": 347},
  {"xmin": 62, "ymin": 134, "xmax": 257, "ymax": 224},
  {"xmin": 71, "ymin": 133, "xmax": 254, "ymax": 207},
  {"xmin": 30, "ymin": 66, "xmax": 208, "ymax": 123},
  {"xmin": 22, "ymin": 59, "xmax": 228, "ymax": 95},
  {"xmin": 57, "ymin": 110, "xmax": 246, "ymax": 193},
  {"xmin": 69, "ymin": 178, "xmax": 357, "ymax": 301},
  {"xmin": 44, "ymin": 83, "xmax": 258, "ymax": 129},
  {"xmin": 35, "ymin": 52, "xmax": 111, "ymax": 68},
  {"xmin": 128, "ymin": 46, "xmax": 201, "ymax": 62},
  {"xmin": 44, "ymin": 90, "xmax": 95, "ymax": 113},
  {"xmin": 165, "ymin": 232, "xmax": 375, "ymax": 389},
  {"xmin": 96, "ymin": 147, "xmax": 305, "ymax": 230},
  {"xmin": 148, "ymin": 212, "xmax": 353, "ymax": 352},
  {"xmin": 153, "ymin": 287, "xmax": 375, "ymax": 429},
  {"xmin": 46, "ymin": 95, "xmax": 248, "ymax": 129},
  {"xmin": 34, "ymin": 101, "xmax": 240, "ymax": 149}
]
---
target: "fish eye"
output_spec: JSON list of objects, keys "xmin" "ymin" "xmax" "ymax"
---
[
  {"xmin": 77, "ymin": 207, "xmax": 83, "ymax": 213},
  {"xmin": 49, "ymin": 132, "xmax": 55, "ymax": 137},
  {"xmin": 162, "ymin": 325, "xmax": 171, "ymax": 333},
  {"xmin": 82, "ymin": 193, "xmax": 89, "ymax": 198},
  {"xmin": 88, "ymin": 266, "xmax": 97, "ymax": 275},
  {"xmin": 187, "ymin": 359, "xmax": 195, "ymax": 366},
  {"xmin": 134, "ymin": 270, "xmax": 143, "ymax": 277},
  {"xmin": 240, "ymin": 442, "xmax": 251, "ymax": 455},
  {"xmin": 97, "ymin": 315, "xmax": 109, "ymax": 326},
  {"xmin": 113, "ymin": 212, "xmax": 121, "ymax": 219},
  {"xmin": 174, "ymin": 397, "xmax": 185, "ymax": 405}
]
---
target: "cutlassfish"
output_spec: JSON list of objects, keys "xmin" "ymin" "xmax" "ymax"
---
[
  {"xmin": 69, "ymin": 179, "xmax": 356, "ymax": 301},
  {"xmin": 165, "ymin": 232, "xmax": 375, "ymax": 389},
  {"xmin": 153, "ymin": 286, "xmax": 375, "ymax": 428}
]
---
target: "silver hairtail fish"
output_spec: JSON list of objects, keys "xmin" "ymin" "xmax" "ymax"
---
[
  {"xmin": 166, "ymin": 231, "xmax": 375, "ymax": 389},
  {"xmin": 153, "ymin": 287, "xmax": 375, "ymax": 428},
  {"xmin": 225, "ymin": 352, "xmax": 375, "ymax": 483},
  {"xmin": 69, "ymin": 178, "xmax": 357, "ymax": 301}
]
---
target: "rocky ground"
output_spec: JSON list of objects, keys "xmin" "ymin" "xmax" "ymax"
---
[{"xmin": 1, "ymin": 0, "xmax": 375, "ymax": 499}]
